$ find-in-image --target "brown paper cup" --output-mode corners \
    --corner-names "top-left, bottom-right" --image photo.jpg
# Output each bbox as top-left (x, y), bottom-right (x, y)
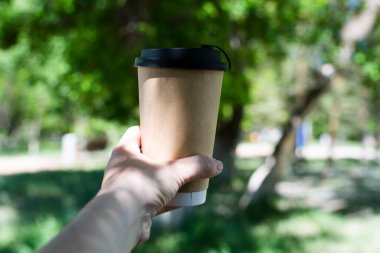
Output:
top-left (138, 67), bottom-right (223, 206)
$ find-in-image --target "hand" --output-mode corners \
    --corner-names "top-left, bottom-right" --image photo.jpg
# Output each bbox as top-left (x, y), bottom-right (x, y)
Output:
top-left (99, 126), bottom-right (223, 244)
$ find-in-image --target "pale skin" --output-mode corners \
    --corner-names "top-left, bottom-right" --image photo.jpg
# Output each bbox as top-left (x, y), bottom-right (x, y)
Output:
top-left (38, 126), bottom-right (223, 253)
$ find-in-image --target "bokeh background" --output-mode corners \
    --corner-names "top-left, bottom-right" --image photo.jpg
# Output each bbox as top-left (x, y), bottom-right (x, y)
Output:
top-left (1, 0), bottom-right (380, 252)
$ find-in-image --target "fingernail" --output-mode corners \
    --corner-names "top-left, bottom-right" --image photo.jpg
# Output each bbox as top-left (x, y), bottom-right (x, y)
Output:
top-left (216, 160), bottom-right (223, 171)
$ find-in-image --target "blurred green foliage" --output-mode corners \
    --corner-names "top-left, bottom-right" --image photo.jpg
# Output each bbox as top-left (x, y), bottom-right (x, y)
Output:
top-left (1, 0), bottom-right (379, 150)
top-left (0, 0), bottom-right (357, 150)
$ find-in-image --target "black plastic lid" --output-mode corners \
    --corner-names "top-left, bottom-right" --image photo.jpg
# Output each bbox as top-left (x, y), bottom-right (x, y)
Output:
top-left (134, 45), bottom-right (231, 71)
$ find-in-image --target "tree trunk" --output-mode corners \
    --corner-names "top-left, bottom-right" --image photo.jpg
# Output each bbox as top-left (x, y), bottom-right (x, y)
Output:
top-left (377, 121), bottom-right (380, 164)
top-left (326, 98), bottom-right (340, 171)
top-left (359, 106), bottom-right (370, 164)
top-left (239, 72), bottom-right (331, 207)
top-left (374, 111), bottom-right (380, 164)
top-left (240, 0), bottom-right (380, 209)
top-left (213, 105), bottom-right (243, 182)
top-left (27, 120), bottom-right (41, 154)
top-left (326, 74), bottom-right (345, 171)
top-left (367, 94), bottom-right (380, 163)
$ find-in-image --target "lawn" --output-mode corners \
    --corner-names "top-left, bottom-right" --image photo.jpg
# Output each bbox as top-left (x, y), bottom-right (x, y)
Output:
top-left (1, 159), bottom-right (380, 253)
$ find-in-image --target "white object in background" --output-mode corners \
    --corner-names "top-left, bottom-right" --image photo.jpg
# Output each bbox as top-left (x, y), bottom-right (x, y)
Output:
top-left (62, 133), bottom-right (78, 167)
top-left (319, 133), bottom-right (332, 146)
top-left (320, 63), bottom-right (335, 77)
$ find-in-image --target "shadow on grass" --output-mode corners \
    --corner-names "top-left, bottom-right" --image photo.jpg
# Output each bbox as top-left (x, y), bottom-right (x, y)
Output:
top-left (1, 159), bottom-right (378, 253)
top-left (0, 168), bottom-right (325, 253)
top-left (290, 159), bottom-right (380, 214)
top-left (0, 170), bottom-right (104, 222)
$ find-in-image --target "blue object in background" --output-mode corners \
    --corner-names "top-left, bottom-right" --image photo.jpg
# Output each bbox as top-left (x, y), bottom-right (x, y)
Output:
top-left (296, 124), bottom-right (306, 148)
top-left (296, 121), bottom-right (312, 149)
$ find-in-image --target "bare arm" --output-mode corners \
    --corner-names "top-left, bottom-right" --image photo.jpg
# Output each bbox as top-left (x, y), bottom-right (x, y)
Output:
top-left (39, 126), bottom-right (223, 253)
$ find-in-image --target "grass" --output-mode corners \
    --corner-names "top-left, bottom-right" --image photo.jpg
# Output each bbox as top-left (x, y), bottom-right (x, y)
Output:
top-left (1, 159), bottom-right (380, 252)
top-left (0, 170), bottom-right (103, 253)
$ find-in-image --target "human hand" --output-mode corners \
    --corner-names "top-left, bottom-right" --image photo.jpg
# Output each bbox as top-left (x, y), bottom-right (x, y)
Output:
top-left (99, 126), bottom-right (223, 244)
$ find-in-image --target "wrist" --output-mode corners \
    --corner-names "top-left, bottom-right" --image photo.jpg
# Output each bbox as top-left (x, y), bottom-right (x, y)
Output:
top-left (96, 188), bottom-right (145, 218)
top-left (100, 170), bottom-right (159, 215)
top-left (95, 189), bottom-right (147, 247)
top-left (97, 186), bottom-right (155, 245)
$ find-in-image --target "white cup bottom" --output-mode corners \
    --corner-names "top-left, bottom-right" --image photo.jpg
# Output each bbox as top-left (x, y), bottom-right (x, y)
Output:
top-left (167, 190), bottom-right (207, 206)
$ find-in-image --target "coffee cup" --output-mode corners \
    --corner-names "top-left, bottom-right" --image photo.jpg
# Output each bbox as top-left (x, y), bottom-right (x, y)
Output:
top-left (135, 45), bottom-right (230, 206)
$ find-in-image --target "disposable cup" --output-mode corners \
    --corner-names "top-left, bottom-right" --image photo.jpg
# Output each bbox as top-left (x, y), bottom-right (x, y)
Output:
top-left (135, 45), bottom-right (230, 206)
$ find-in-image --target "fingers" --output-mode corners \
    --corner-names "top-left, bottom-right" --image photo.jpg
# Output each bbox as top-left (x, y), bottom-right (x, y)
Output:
top-left (156, 206), bottom-right (180, 216)
top-left (168, 155), bottom-right (223, 187)
top-left (118, 126), bottom-right (142, 154)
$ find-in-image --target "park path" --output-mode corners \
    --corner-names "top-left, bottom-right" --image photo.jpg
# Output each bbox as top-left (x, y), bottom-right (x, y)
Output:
top-left (0, 150), bottom-right (110, 176)
top-left (0, 144), bottom-right (378, 176)
top-left (236, 143), bottom-right (379, 160)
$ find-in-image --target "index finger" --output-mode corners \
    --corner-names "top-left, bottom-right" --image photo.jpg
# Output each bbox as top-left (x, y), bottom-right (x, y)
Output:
top-left (118, 126), bottom-right (142, 155)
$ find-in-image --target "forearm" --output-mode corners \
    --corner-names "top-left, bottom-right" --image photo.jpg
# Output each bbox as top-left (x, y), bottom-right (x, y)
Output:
top-left (38, 126), bottom-right (223, 252)
top-left (39, 190), bottom-right (144, 253)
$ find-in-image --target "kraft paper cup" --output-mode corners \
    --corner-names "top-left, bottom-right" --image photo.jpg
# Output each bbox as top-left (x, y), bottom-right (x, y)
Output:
top-left (135, 45), bottom-right (230, 206)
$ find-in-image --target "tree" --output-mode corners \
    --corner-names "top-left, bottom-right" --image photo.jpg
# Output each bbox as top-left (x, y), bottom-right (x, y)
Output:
top-left (0, 0), bottom-right (322, 177)
top-left (240, 0), bottom-right (380, 207)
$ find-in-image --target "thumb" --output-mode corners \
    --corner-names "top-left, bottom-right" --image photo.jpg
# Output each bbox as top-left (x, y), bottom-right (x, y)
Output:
top-left (167, 155), bottom-right (223, 187)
